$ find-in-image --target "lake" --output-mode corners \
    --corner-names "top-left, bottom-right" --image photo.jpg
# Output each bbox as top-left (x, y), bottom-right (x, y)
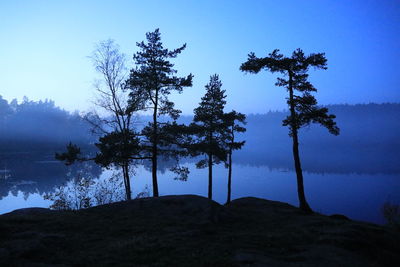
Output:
top-left (1, 153), bottom-right (399, 225)
top-left (2, 104), bottom-right (400, 224)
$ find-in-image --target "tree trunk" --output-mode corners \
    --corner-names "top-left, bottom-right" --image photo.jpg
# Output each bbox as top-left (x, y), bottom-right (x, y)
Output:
top-left (288, 70), bottom-right (312, 213)
top-left (121, 165), bottom-right (128, 201)
top-left (291, 128), bottom-right (312, 213)
top-left (151, 153), bottom-right (158, 197)
top-left (226, 148), bottom-right (232, 204)
top-left (121, 163), bottom-right (131, 201)
top-left (152, 90), bottom-right (159, 197)
top-left (208, 153), bottom-right (213, 199)
top-left (124, 163), bottom-right (132, 200)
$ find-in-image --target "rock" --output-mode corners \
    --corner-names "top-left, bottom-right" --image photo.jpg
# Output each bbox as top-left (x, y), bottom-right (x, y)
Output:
top-left (0, 195), bottom-right (399, 266)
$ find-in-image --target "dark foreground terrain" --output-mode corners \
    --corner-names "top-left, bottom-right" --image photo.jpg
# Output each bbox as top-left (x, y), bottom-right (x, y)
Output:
top-left (0, 195), bottom-right (399, 266)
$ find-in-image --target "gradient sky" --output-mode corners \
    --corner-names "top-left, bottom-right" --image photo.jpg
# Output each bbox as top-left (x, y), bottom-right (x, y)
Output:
top-left (0, 0), bottom-right (399, 114)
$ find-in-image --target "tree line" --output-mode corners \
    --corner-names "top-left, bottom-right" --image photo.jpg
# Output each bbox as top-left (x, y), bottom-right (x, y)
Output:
top-left (57, 29), bottom-right (339, 212)
top-left (0, 96), bottom-right (93, 151)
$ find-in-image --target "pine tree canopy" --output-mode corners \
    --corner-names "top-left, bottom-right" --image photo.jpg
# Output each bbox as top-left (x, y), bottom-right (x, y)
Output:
top-left (223, 110), bottom-right (246, 151)
top-left (191, 74), bottom-right (229, 166)
top-left (128, 28), bottom-right (193, 120)
top-left (240, 49), bottom-right (339, 135)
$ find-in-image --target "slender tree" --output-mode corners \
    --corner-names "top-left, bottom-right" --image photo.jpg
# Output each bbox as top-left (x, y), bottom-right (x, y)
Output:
top-left (190, 74), bottom-right (228, 200)
top-left (240, 49), bottom-right (339, 213)
top-left (56, 40), bottom-right (149, 201)
top-left (223, 110), bottom-right (246, 204)
top-left (88, 39), bottom-right (137, 200)
top-left (128, 29), bottom-right (193, 197)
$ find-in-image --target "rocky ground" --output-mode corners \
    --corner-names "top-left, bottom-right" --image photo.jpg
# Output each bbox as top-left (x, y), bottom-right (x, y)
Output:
top-left (0, 195), bottom-right (399, 266)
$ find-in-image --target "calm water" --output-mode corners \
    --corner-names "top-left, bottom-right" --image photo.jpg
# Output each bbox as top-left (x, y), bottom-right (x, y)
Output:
top-left (1, 159), bottom-right (399, 225)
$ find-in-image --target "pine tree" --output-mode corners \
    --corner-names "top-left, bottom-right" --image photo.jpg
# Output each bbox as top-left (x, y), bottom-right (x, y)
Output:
top-left (128, 29), bottom-right (193, 197)
top-left (223, 110), bottom-right (246, 204)
top-left (240, 48), bottom-right (339, 213)
top-left (190, 74), bottom-right (228, 200)
top-left (94, 129), bottom-right (143, 200)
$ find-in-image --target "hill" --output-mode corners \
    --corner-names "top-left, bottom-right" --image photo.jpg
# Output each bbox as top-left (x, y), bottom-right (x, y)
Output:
top-left (0, 195), bottom-right (399, 266)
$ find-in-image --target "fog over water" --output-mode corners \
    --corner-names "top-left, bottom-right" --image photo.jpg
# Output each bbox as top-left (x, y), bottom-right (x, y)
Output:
top-left (0, 99), bottom-right (399, 224)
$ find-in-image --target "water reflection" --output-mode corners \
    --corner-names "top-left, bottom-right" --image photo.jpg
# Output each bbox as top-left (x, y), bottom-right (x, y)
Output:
top-left (1, 151), bottom-right (399, 225)
top-left (130, 163), bottom-right (400, 224)
top-left (0, 152), bottom-right (102, 201)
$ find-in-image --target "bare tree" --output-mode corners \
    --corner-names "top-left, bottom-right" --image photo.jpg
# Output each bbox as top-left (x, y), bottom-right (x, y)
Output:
top-left (89, 39), bottom-right (131, 134)
top-left (87, 39), bottom-right (141, 200)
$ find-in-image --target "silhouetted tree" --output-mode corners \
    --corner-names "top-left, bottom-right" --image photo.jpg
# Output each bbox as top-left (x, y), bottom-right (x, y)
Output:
top-left (88, 39), bottom-right (142, 200)
top-left (190, 74), bottom-right (228, 200)
top-left (56, 130), bottom-right (146, 201)
top-left (56, 143), bottom-right (82, 166)
top-left (94, 129), bottom-right (144, 200)
top-left (240, 49), bottom-right (339, 213)
top-left (223, 110), bottom-right (246, 204)
top-left (57, 40), bottom-right (149, 201)
top-left (128, 29), bottom-right (193, 197)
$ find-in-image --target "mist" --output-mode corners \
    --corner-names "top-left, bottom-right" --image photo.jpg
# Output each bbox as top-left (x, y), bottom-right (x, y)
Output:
top-left (0, 96), bottom-right (94, 151)
top-left (1, 98), bottom-right (398, 205)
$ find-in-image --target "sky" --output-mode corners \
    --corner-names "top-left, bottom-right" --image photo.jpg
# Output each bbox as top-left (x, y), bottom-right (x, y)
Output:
top-left (0, 0), bottom-right (399, 114)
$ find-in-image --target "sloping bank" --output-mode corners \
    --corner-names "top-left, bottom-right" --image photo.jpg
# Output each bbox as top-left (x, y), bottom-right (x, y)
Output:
top-left (0, 195), bottom-right (399, 266)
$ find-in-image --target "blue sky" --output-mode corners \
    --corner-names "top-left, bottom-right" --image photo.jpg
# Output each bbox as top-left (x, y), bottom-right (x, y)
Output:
top-left (0, 0), bottom-right (399, 114)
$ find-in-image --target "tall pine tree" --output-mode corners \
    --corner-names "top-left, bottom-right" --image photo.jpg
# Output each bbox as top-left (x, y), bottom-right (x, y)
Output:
top-left (190, 74), bottom-right (228, 200)
top-left (128, 29), bottom-right (193, 197)
top-left (240, 49), bottom-right (339, 213)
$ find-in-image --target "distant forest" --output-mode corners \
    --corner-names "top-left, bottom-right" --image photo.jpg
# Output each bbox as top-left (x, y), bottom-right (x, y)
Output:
top-left (235, 103), bottom-right (400, 174)
top-left (0, 96), bottom-right (399, 174)
top-left (0, 96), bottom-right (93, 151)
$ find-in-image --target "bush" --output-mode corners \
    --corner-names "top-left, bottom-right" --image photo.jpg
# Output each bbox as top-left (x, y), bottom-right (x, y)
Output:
top-left (135, 185), bottom-right (150, 199)
top-left (44, 171), bottom-right (124, 210)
